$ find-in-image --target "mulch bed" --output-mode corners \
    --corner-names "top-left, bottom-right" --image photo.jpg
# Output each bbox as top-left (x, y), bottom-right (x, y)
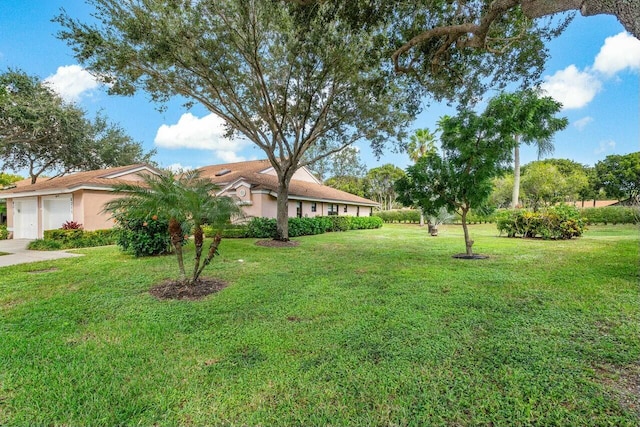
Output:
top-left (452, 253), bottom-right (489, 260)
top-left (255, 240), bottom-right (300, 248)
top-left (149, 278), bottom-right (228, 301)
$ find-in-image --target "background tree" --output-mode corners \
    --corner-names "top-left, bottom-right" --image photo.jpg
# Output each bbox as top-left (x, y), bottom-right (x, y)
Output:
top-left (0, 69), bottom-right (153, 183)
top-left (396, 109), bottom-right (515, 257)
top-left (484, 89), bottom-right (568, 208)
top-left (104, 170), bottom-right (242, 287)
top-left (407, 128), bottom-right (437, 225)
top-left (0, 172), bottom-right (23, 187)
top-left (594, 152), bottom-right (640, 200)
top-left (489, 174), bottom-right (515, 209)
top-left (520, 162), bottom-right (565, 211)
top-left (365, 164), bottom-right (406, 210)
top-left (57, 0), bottom-right (420, 241)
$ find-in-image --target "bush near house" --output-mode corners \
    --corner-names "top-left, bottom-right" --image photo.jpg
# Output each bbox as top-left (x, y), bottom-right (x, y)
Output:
top-left (206, 216), bottom-right (383, 239)
top-left (497, 205), bottom-right (586, 239)
top-left (580, 206), bottom-right (639, 225)
top-left (113, 213), bottom-right (173, 257)
top-left (28, 229), bottom-right (118, 250)
top-left (374, 210), bottom-right (421, 223)
top-left (0, 224), bottom-right (8, 240)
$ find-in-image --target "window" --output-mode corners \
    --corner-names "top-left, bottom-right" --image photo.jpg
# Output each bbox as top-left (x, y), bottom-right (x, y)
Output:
top-left (328, 204), bottom-right (338, 216)
top-left (296, 201), bottom-right (302, 218)
top-left (311, 202), bottom-right (317, 213)
top-left (343, 205), bottom-right (348, 213)
top-left (357, 206), bottom-right (360, 217)
top-left (370, 207), bottom-right (373, 216)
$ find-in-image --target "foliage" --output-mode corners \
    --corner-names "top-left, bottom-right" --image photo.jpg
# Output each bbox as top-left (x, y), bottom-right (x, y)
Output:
top-left (112, 213), bottom-right (172, 257)
top-left (104, 170), bottom-right (242, 285)
top-left (374, 209), bottom-right (421, 224)
top-left (0, 69), bottom-right (153, 183)
top-left (397, 108), bottom-right (515, 256)
top-left (580, 206), bottom-right (640, 225)
top-left (365, 164), bottom-right (406, 210)
top-left (1, 224), bottom-right (639, 426)
top-left (56, 1), bottom-right (420, 241)
top-left (594, 152), bottom-right (640, 200)
top-left (30, 228), bottom-right (117, 250)
top-left (244, 215), bottom-right (381, 238)
top-left (0, 224), bottom-right (8, 240)
top-left (496, 205), bottom-right (586, 239)
top-left (407, 128), bottom-right (436, 162)
top-left (324, 176), bottom-right (367, 198)
top-left (520, 162), bottom-right (565, 210)
top-left (0, 172), bottom-right (23, 187)
top-left (489, 175), bottom-right (515, 208)
top-left (61, 220), bottom-right (83, 230)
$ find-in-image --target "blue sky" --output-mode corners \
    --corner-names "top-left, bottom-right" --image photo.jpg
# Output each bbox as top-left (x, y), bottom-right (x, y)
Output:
top-left (1, 2), bottom-right (638, 174)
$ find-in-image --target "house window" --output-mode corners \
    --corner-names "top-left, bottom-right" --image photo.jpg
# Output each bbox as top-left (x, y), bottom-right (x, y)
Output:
top-left (343, 205), bottom-right (348, 213)
top-left (370, 207), bottom-right (373, 216)
top-left (311, 202), bottom-right (317, 213)
top-left (328, 204), bottom-right (338, 216)
top-left (296, 201), bottom-right (302, 218)
top-left (357, 206), bottom-right (360, 217)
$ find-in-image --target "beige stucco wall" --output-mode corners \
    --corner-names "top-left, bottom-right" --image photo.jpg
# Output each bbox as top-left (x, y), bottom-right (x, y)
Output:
top-left (80, 190), bottom-right (121, 231)
top-left (5, 198), bottom-right (13, 229)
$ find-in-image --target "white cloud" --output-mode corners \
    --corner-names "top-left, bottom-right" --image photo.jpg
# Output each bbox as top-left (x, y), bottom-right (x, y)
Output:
top-left (165, 163), bottom-right (193, 172)
top-left (154, 113), bottom-right (251, 162)
top-left (540, 65), bottom-right (602, 109)
top-left (593, 32), bottom-right (640, 76)
top-left (44, 65), bottom-right (100, 102)
top-left (573, 116), bottom-right (593, 131)
top-left (594, 140), bottom-right (616, 155)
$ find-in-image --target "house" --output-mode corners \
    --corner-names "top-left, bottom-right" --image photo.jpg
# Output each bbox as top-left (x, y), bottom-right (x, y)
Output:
top-left (0, 164), bottom-right (159, 239)
top-left (0, 160), bottom-right (378, 239)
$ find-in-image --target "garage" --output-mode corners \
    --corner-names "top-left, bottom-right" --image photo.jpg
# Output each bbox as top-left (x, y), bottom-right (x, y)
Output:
top-left (13, 197), bottom-right (38, 239)
top-left (42, 195), bottom-right (73, 233)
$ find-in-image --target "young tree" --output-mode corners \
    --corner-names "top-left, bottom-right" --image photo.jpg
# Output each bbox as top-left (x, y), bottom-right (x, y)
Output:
top-left (365, 164), bottom-right (406, 210)
top-left (406, 128), bottom-right (437, 226)
top-left (0, 70), bottom-right (154, 183)
top-left (396, 110), bottom-right (515, 257)
top-left (56, 1), bottom-right (419, 241)
top-left (484, 89), bottom-right (568, 208)
top-left (104, 170), bottom-right (242, 286)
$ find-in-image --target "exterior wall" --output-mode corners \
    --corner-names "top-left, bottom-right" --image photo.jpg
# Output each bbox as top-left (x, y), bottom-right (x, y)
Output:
top-left (80, 190), bottom-right (121, 231)
top-left (6, 198), bottom-right (13, 230)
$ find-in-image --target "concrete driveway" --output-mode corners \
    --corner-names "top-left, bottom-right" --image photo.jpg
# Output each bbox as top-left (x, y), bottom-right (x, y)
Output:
top-left (0, 239), bottom-right (83, 268)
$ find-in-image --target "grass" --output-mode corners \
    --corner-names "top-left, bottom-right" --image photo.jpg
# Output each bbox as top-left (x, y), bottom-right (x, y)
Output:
top-left (0, 223), bottom-right (638, 426)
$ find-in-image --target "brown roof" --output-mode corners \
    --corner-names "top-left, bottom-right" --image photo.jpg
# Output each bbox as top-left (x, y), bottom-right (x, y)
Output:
top-left (0, 164), bottom-right (155, 196)
top-left (198, 159), bottom-right (378, 206)
top-left (573, 200), bottom-right (620, 208)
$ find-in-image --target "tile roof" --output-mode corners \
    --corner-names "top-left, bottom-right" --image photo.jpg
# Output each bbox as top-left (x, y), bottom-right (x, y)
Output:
top-left (0, 164), bottom-right (153, 196)
top-left (198, 160), bottom-right (378, 206)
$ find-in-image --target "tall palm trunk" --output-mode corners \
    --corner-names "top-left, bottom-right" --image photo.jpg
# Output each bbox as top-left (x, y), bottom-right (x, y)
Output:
top-left (511, 136), bottom-right (522, 209)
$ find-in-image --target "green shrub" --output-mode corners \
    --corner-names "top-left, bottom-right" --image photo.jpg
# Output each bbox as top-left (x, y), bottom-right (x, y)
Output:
top-left (497, 205), bottom-right (586, 240)
top-left (348, 216), bottom-right (383, 230)
top-left (203, 224), bottom-right (249, 238)
top-left (246, 217), bottom-right (277, 238)
top-left (374, 210), bottom-right (421, 223)
top-left (113, 213), bottom-right (172, 257)
top-left (28, 239), bottom-right (63, 250)
top-left (244, 216), bottom-right (382, 238)
top-left (33, 228), bottom-right (118, 250)
top-left (580, 206), bottom-right (639, 225)
top-left (0, 224), bottom-right (8, 240)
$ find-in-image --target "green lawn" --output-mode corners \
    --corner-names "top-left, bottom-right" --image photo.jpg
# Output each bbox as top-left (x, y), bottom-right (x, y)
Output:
top-left (0, 224), bottom-right (638, 426)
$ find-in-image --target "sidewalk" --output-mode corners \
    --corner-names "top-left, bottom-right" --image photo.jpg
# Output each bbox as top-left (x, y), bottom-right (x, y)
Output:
top-left (0, 239), bottom-right (83, 268)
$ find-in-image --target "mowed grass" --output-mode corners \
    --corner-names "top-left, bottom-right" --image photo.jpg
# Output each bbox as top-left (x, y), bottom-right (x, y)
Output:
top-left (0, 224), bottom-right (638, 426)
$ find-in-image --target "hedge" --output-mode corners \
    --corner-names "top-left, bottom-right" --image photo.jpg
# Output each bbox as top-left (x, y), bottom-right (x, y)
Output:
top-left (579, 206), bottom-right (639, 225)
top-left (29, 228), bottom-right (118, 250)
top-left (374, 210), bottom-right (421, 223)
top-left (0, 224), bottom-right (8, 240)
top-left (204, 216), bottom-right (382, 239)
top-left (496, 205), bottom-right (586, 240)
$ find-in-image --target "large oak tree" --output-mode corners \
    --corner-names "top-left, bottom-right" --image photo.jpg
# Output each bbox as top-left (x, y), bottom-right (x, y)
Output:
top-left (56, 0), bottom-right (421, 241)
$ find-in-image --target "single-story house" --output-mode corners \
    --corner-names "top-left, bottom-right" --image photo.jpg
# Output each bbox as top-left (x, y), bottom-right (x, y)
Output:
top-left (0, 160), bottom-right (378, 239)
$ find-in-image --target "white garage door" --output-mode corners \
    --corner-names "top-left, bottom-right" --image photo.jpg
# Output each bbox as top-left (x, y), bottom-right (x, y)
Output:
top-left (43, 196), bottom-right (73, 232)
top-left (13, 198), bottom-right (38, 239)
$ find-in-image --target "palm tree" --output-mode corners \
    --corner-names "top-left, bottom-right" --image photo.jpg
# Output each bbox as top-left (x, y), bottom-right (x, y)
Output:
top-left (104, 169), bottom-right (242, 286)
top-left (407, 128), bottom-right (436, 226)
top-left (485, 89), bottom-right (568, 208)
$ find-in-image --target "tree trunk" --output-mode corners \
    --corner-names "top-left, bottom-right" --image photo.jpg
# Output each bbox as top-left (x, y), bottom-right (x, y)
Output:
top-left (419, 211), bottom-right (425, 227)
top-left (169, 218), bottom-right (186, 281)
top-left (275, 177), bottom-right (292, 241)
top-left (461, 208), bottom-right (474, 257)
top-left (511, 139), bottom-right (521, 209)
top-left (192, 224), bottom-right (204, 285)
top-left (194, 232), bottom-right (222, 283)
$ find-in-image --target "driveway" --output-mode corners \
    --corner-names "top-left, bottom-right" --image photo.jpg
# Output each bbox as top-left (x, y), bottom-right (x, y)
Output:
top-left (0, 239), bottom-right (83, 268)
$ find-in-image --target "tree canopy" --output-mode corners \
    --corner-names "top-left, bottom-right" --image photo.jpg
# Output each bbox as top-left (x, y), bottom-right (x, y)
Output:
top-left (365, 164), bottom-right (406, 210)
top-left (56, 0), bottom-right (420, 240)
top-left (0, 69), bottom-right (154, 183)
top-left (594, 152), bottom-right (640, 200)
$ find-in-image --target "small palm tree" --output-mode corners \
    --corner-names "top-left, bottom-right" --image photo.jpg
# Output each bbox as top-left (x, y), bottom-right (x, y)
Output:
top-left (407, 128), bottom-right (437, 226)
top-left (104, 169), bottom-right (242, 286)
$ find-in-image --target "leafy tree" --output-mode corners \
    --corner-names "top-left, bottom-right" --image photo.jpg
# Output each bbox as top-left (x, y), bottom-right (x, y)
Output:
top-left (407, 128), bottom-right (437, 162)
top-left (324, 175), bottom-right (367, 197)
top-left (104, 170), bottom-right (242, 286)
top-left (489, 174), bottom-right (516, 209)
top-left (396, 110), bottom-right (515, 257)
top-left (520, 162), bottom-right (565, 211)
top-left (0, 69), bottom-right (154, 183)
top-left (365, 164), bottom-right (406, 210)
top-left (594, 152), bottom-right (640, 200)
top-left (0, 172), bottom-right (23, 187)
top-left (484, 89), bottom-right (568, 208)
top-left (56, 0), bottom-right (420, 241)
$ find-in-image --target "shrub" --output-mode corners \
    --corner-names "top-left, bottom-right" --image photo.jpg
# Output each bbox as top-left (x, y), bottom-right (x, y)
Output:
top-left (61, 220), bottom-right (83, 230)
top-left (244, 216), bottom-right (382, 238)
top-left (203, 224), bottom-right (249, 238)
top-left (30, 228), bottom-right (117, 250)
top-left (113, 213), bottom-right (172, 257)
top-left (0, 224), bottom-right (8, 240)
top-left (580, 206), bottom-right (639, 225)
top-left (246, 217), bottom-right (278, 238)
top-left (374, 210), bottom-right (421, 223)
top-left (497, 205), bottom-right (586, 239)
